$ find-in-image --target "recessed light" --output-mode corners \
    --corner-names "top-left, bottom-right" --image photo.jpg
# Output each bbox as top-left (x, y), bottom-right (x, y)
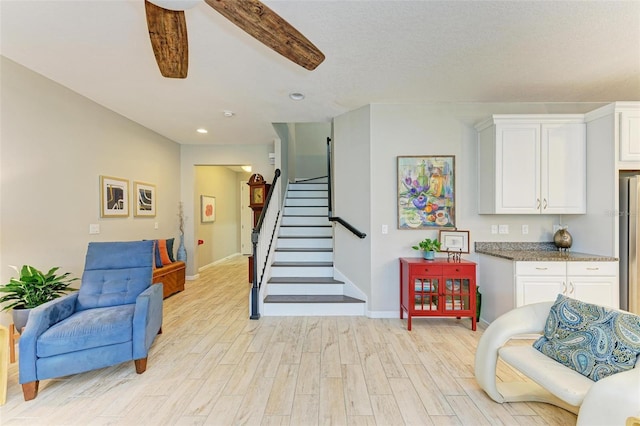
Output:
top-left (223, 110), bottom-right (235, 118)
top-left (289, 92), bottom-right (305, 101)
top-left (196, 128), bottom-right (208, 134)
top-left (241, 165), bottom-right (252, 172)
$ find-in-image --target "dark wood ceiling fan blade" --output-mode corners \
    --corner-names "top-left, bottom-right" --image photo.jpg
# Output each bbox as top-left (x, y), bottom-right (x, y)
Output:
top-left (145, 0), bottom-right (189, 78)
top-left (204, 0), bottom-right (325, 71)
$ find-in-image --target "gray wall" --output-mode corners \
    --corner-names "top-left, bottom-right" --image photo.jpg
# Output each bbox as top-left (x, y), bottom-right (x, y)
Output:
top-left (333, 102), bottom-right (607, 315)
top-left (180, 144), bottom-right (275, 276)
top-left (0, 57), bottom-right (181, 326)
top-left (195, 166), bottom-right (251, 270)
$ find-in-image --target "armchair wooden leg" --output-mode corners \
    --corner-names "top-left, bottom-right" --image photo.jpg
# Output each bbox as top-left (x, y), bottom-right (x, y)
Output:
top-left (134, 358), bottom-right (147, 374)
top-left (22, 381), bottom-right (39, 401)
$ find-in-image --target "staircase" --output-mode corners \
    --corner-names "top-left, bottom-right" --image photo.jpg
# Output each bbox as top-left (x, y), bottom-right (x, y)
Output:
top-left (262, 177), bottom-right (366, 316)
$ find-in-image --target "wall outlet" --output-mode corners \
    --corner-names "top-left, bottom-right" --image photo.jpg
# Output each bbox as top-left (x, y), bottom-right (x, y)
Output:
top-left (522, 224), bottom-right (529, 235)
top-left (154, 222), bottom-right (159, 230)
top-left (499, 224), bottom-right (509, 234)
top-left (381, 224), bottom-right (388, 234)
top-left (491, 225), bottom-right (498, 234)
top-left (89, 224), bottom-right (100, 234)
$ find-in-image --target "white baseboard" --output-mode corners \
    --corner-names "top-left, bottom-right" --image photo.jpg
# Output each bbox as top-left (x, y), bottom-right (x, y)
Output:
top-left (186, 274), bottom-right (200, 281)
top-left (367, 310), bottom-right (399, 319)
top-left (198, 252), bottom-right (242, 272)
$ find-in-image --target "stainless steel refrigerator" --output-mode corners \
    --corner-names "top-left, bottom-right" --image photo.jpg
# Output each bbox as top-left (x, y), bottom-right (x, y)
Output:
top-left (620, 173), bottom-right (640, 314)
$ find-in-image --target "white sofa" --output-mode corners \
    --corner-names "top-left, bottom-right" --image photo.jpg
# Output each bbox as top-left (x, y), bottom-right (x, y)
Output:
top-left (474, 301), bottom-right (640, 426)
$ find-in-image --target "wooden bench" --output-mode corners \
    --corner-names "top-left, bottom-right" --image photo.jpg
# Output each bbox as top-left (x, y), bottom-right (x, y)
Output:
top-left (152, 261), bottom-right (186, 299)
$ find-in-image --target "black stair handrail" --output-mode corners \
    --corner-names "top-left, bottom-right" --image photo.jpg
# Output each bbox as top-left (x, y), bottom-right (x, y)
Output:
top-left (326, 137), bottom-right (366, 239)
top-left (250, 169), bottom-right (281, 320)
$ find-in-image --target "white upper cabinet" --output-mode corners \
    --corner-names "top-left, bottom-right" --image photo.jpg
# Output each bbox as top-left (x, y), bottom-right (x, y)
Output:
top-left (477, 115), bottom-right (586, 214)
top-left (620, 110), bottom-right (640, 162)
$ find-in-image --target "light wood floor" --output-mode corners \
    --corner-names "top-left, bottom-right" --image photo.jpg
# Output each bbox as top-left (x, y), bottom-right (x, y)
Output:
top-left (1, 255), bottom-right (577, 425)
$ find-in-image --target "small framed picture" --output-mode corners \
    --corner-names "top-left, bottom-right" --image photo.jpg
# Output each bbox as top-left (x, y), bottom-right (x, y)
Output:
top-left (439, 230), bottom-right (469, 253)
top-left (134, 181), bottom-right (156, 217)
top-left (100, 176), bottom-right (129, 217)
top-left (201, 195), bottom-right (215, 223)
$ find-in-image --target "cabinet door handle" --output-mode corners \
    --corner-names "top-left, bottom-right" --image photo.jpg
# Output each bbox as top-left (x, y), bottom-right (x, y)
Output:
top-left (562, 281), bottom-right (567, 294)
top-left (543, 198), bottom-right (548, 209)
top-left (569, 281), bottom-right (575, 294)
top-left (586, 267), bottom-right (599, 271)
top-left (535, 267), bottom-right (548, 270)
top-left (536, 198), bottom-right (541, 209)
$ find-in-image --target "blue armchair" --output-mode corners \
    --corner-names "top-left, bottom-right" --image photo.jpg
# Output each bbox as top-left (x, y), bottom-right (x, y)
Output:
top-left (19, 240), bottom-right (163, 400)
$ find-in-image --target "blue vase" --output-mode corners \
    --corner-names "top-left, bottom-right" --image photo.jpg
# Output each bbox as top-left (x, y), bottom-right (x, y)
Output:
top-left (422, 250), bottom-right (435, 260)
top-left (177, 234), bottom-right (187, 262)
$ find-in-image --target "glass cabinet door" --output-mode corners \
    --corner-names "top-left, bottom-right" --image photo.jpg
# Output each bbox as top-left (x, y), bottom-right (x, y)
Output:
top-left (443, 278), bottom-right (471, 311)
top-left (414, 278), bottom-right (438, 311)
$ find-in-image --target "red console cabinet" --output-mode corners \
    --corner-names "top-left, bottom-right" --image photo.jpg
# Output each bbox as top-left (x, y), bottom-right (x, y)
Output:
top-left (400, 258), bottom-right (477, 331)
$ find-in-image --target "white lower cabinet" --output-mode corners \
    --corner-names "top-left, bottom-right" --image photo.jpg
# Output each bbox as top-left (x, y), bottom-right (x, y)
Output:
top-left (516, 261), bottom-right (618, 308)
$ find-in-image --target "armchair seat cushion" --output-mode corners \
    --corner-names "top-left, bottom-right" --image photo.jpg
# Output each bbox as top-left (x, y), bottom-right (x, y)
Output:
top-left (37, 304), bottom-right (135, 358)
top-left (499, 345), bottom-right (594, 407)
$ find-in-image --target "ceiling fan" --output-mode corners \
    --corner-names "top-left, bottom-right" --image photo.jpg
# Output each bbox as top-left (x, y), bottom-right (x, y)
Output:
top-left (144, 0), bottom-right (325, 78)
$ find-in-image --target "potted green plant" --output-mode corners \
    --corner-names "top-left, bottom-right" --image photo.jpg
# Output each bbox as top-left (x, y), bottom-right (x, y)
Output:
top-left (0, 265), bottom-right (78, 331)
top-left (412, 238), bottom-right (441, 260)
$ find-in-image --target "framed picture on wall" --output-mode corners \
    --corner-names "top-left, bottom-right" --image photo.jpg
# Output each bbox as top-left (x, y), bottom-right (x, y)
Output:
top-left (134, 181), bottom-right (156, 217)
top-left (201, 195), bottom-right (215, 223)
top-left (100, 175), bottom-right (129, 217)
top-left (397, 155), bottom-right (455, 229)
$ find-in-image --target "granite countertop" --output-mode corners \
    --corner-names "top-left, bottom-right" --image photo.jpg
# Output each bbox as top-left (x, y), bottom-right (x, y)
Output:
top-left (475, 242), bottom-right (618, 262)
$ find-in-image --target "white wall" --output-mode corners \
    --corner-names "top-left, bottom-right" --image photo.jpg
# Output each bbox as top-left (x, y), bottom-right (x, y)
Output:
top-left (180, 144), bottom-right (275, 276)
top-left (0, 57), bottom-right (181, 325)
top-left (334, 102), bottom-right (607, 315)
top-left (294, 123), bottom-right (330, 180)
top-left (195, 166), bottom-right (250, 270)
top-left (333, 106), bottom-right (372, 310)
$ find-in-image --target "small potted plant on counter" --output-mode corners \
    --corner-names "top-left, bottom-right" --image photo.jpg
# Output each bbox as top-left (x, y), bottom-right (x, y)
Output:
top-left (0, 265), bottom-right (78, 331)
top-left (412, 238), bottom-right (441, 260)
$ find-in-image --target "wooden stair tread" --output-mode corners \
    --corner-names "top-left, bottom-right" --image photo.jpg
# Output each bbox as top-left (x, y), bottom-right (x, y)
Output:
top-left (271, 261), bottom-right (333, 267)
top-left (275, 248), bottom-right (333, 252)
top-left (264, 295), bottom-right (364, 303)
top-left (268, 276), bottom-right (344, 284)
top-left (277, 236), bottom-right (332, 239)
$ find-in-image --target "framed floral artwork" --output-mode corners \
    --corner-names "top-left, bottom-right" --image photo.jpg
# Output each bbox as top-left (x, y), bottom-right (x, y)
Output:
top-left (201, 195), bottom-right (215, 223)
top-left (134, 181), bottom-right (156, 217)
top-left (100, 175), bottom-right (129, 217)
top-left (397, 155), bottom-right (455, 229)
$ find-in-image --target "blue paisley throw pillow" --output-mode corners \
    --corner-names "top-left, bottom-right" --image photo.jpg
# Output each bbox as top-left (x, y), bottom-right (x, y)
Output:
top-left (533, 294), bottom-right (640, 381)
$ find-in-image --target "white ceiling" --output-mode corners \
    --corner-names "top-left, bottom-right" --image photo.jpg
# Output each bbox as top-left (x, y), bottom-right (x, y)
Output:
top-left (2, 1), bottom-right (639, 146)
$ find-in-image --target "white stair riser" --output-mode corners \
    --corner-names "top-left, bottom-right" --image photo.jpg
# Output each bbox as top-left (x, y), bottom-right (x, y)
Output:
top-left (285, 198), bottom-right (328, 207)
top-left (295, 177), bottom-right (328, 183)
top-left (270, 266), bottom-right (333, 277)
top-left (279, 227), bottom-right (332, 237)
top-left (274, 251), bottom-right (333, 262)
top-left (263, 302), bottom-right (365, 316)
top-left (267, 283), bottom-right (343, 295)
top-left (287, 190), bottom-right (328, 198)
top-left (289, 183), bottom-right (328, 191)
top-left (284, 206), bottom-right (328, 216)
top-left (277, 238), bottom-right (333, 248)
top-left (281, 216), bottom-right (330, 226)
